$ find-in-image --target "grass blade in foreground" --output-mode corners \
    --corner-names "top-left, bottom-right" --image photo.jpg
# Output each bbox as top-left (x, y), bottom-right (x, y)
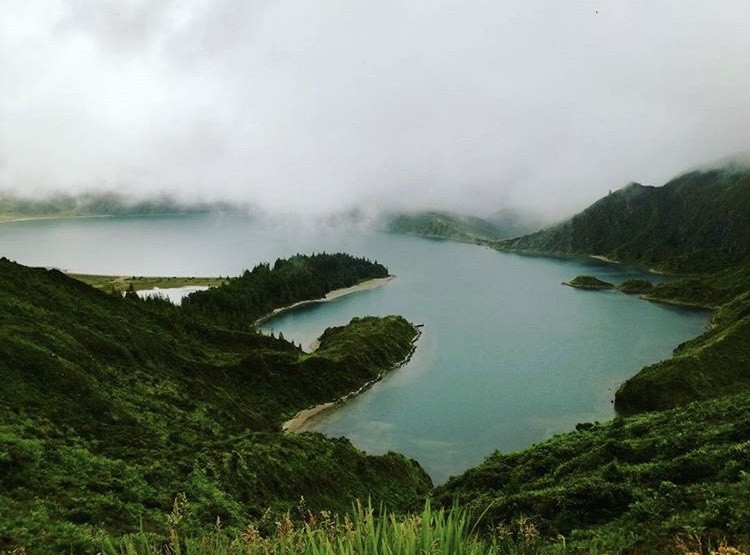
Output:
top-left (112, 501), bottom-right (561, 555)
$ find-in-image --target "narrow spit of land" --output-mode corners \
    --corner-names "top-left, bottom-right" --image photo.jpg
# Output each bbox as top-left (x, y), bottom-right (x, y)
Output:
top-left (72, 272), bottom-right (402, 436)
top-left (0, 214), bottom-right (113, 224)
top-left (283, 322), bottom-right (421, 434)
top-left (253, 275), bottom-right (394, 326)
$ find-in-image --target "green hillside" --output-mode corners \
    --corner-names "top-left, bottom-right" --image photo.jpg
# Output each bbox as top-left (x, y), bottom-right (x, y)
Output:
top-left (0, 191), bottom-right (233, 220)
top-left (435, 389), bottom-right (750, 552)
top-left (614, 265), bottom-right (750, 415)
top-left (497, 168), bottom-right (750, 273)
top-left (182, 253), bottom-right (389, 329)
top-left (0, 257), bottom-right (429, 553)
top-left (384, 211), bottom-right (516, 243)
top-left (563, 275), bottom-right (615, 290)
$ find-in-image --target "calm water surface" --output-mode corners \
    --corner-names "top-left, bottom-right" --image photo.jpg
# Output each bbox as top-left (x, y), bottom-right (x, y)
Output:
top-left (0, 213), bottom-right (710, 482)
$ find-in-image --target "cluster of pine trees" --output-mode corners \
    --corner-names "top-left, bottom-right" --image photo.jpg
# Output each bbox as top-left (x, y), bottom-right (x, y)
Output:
top-left (181, 253), bottom-right (388, 329)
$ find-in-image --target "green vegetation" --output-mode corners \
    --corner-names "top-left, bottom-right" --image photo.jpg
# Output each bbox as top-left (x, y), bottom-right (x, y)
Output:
top-left (617, 279), bottom-right (654, 294)
top-left (182, 253), bottom-right (388, 329)
top-left (70, 274), bottom-right (227, 294)
top-left (563, 275), bottom-right (615, 290)
top-left (0, 191), bottom-right (234, 220)
top-left (645, 261), bottom-right (750, 308)
top-left (435, 390), bottom-right (750, 553)
top-left (0, 257), bottom-right (429, 553)
top-left (110, 501), bottom-right (559, 555)
top-left (615, 285), bottom-right (749, 415)
top-left (4, 164), bottom-right (750, 553)
top-left (384, 211), bottom-right (511, 243)
top-left (497, 168), bottom-right (750, 273)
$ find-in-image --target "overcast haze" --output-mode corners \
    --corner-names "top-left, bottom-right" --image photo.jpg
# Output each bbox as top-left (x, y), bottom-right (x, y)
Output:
top-left (2, 1), bottom-right (750, 219)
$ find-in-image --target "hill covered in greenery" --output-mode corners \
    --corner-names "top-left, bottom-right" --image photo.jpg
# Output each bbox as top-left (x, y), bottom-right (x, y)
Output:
top-left (614, 264), bottom-right (750, 415)
top-left (181, 253), bottom-right (389, 329)
top-left (0, 191), bottom-right (235, 220)
top-left (497, 167), bottom-right (750, 273)
top-left (383, 210), bottom-right (531, 243)
top-left (435, 388), bottom-right (750, 552)
top-left (0, 257), bottom-right (429, 553)
top-left (563, 275), bottom-right (615, 290)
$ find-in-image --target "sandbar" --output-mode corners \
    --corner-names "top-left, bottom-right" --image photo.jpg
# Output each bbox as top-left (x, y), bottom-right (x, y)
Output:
top-left (590, 254), bottom-right (620, 264)
top-left (254, 275), bottom-right (395, 326)
top-left (283, 323), bottom-right (421, 433)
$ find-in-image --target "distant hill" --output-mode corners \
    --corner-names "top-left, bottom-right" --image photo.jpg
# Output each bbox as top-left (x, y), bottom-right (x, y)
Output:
top-left (383, 210), bottom-right (537, 243)
top-left (497, 168), bottom-right (750, 272)
top-left (0, 191), bottom-right (237, 220)
top-left (485, 207), bottom-right (546, 238)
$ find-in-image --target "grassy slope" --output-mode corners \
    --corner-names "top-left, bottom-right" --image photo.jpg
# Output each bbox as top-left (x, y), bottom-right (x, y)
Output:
top-left (435, 390), bottom-right (750, 552)
top-left (384, 211), bottom-right (512, 243)
top-left (615, 274), bottom-right (750, 414)
top-left (0, 258), bottom-right (430, 553)
top-left (114, 501), bottom-right (552, 555)
top-left (497, 168), bottom-right (750, 273)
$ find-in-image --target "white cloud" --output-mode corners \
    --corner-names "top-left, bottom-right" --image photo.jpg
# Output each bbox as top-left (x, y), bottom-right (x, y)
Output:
top-left (2, 1), bottom-right (750, 218)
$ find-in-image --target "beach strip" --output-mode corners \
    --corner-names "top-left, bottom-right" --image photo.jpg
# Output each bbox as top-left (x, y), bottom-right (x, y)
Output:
top-left (254, 275), bottom-right (394, 326)
top-left (282, 324), bottom-right (421, 434)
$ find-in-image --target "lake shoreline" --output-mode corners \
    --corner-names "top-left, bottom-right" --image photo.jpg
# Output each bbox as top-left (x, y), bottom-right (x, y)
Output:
top-left (0, 214), bottom-right (116, 225)
top-left (253, 275), bottom-right (395, 327)
top-left (282, 324), bottom-right (422, 433)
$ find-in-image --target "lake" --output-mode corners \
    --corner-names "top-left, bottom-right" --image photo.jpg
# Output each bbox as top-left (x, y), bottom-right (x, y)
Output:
top-left (0, 212), bottom-right (710, 483)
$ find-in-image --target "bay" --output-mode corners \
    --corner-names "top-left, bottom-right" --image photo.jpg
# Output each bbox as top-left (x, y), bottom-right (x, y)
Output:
top-left (0, 213), bottom-right (710, 483)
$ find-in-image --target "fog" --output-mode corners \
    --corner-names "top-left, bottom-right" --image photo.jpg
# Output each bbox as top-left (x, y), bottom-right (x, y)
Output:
top-left (2, 1), bottom-right (750, 219)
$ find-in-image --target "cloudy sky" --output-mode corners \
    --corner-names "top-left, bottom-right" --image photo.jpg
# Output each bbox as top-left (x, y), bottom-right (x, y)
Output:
top-left (2, 1), bottom-right (750, 218)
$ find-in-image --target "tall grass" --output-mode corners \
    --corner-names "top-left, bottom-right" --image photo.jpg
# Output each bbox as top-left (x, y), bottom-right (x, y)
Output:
top-left (106, 500), bottom-right (560, 555)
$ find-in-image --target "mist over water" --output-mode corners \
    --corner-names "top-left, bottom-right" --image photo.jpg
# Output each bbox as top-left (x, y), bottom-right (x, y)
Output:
top-left (0, 214), bottom-right (710, 483)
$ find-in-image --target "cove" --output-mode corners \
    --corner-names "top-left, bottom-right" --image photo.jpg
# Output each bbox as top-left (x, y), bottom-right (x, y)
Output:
top-left (260, 245), bottom-right (709, 483)
top-left (0, 213), bottom-right (711, 483)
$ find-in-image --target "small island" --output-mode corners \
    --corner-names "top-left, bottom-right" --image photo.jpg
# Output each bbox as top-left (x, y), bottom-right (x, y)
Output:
top-left (563, 275), bottom-right (615, 290)
top-left (618, 278), bottom-right (654, 294)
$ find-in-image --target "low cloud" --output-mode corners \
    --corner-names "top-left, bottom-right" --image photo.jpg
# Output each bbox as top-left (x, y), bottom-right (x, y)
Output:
top-left (2, 1), bottom-right (750, 219)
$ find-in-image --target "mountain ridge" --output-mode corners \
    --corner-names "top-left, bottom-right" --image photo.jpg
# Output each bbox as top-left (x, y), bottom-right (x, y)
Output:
top-left (496, 168), bottom-right (750, 273)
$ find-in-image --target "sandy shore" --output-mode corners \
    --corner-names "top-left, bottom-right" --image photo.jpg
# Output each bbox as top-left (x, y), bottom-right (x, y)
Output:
top-left (282, 402), bottom-right (338, 432)
top-left (254, 275), bottom-right (394, 326)
top-left (282, 324), bottom-right (422, 433)
top-left (590, 254), bottom-right (620, 264)
top-left (0, 214), bottom-right (113, 224)
top-left (323, 275), bottom-right (394, 301)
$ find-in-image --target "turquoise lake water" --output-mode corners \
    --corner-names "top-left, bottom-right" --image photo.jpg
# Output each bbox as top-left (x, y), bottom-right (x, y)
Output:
top-left (0, 213), bottom-right (710, 483)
